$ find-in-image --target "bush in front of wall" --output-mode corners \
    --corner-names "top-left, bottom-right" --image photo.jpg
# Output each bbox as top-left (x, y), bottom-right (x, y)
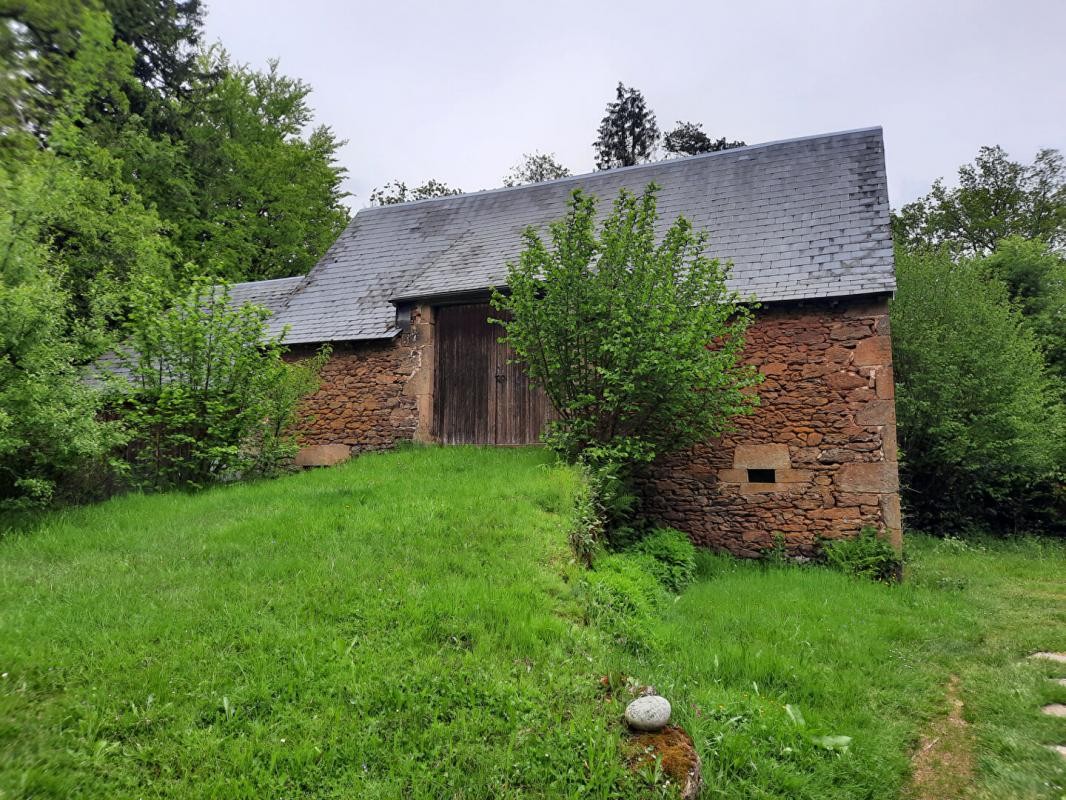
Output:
top-left (114, 278), bottom-right (329, 492)
top-left (580, 552), bottom-right (666, 653)
top-left (821, 526), bottom-right (903, 582)
top-left (631, 527), bottom-right (698, 593)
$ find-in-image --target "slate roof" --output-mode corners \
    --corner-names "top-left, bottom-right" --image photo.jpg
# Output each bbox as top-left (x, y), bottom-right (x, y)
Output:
top-left (265, 127), bottom-right (894, 344)
top-left (227, 276), bottom-right (304, 314)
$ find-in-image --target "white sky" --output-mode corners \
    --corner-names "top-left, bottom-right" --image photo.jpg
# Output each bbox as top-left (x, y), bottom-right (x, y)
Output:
top-left (203, 0), bottom-right (1066, 211)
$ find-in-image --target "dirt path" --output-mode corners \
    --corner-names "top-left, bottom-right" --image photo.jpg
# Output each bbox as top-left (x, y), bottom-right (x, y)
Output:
top-left (908, 676), bottom-right (975, 800)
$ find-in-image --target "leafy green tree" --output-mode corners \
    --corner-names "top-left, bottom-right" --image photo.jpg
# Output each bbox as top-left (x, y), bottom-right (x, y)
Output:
top-left (893, 146), bottom-right (1066, 255)
top-left (13, 10), bottom-right (175, 324)
top-left (156, 51), bottom-right (349, 282)
top-left (492, 183), bottom-right (759, 469)
top-left (116, 278), bottom-right (328, 491)
top-left (663, 121), bottom-right (745, 156)
top-left (593, 83), bottom-right (660, 169)
top-left (503, 151), bottom-right (570, 187)
top-left (103, 0), bottom-right (205, 97)
top-left (979, 236), bottom-right (1066, 381)
top-left (369, 178), bottom-right (461, 205)
top-left (891, 247), bottom-right (1065, 531)
top-left (0, 167), bottom-right (118, 508)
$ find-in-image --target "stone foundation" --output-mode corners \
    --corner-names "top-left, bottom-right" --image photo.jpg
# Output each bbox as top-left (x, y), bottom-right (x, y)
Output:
top-left (638, 296), bottom-right (900, 557)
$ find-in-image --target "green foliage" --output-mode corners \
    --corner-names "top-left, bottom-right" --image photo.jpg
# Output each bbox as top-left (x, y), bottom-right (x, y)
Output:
top-left (580, 552), bottom-right (666, 653)
top-left (369, 178), bottom-right (462, 205)
top-left (821, 526), bottom-right (903, 582)
top-left (0, 171), bottom-right (118, 508)
top-left (663, 121), bottom-right (745, 156)
top-left (893, 145), bottom-right (1066, 255)
top-left (156, 49), bottom-right (350, 282)
top-left (102, 0), bottom-right (205, 97)
top-left (979, 236), bottom-right (1066, 381)
top-left (116, 279), bottom-right (327, 491)
top-left (502, 151), bottom-right (571, 187)
top-left (891, 247), bottom-right (1065, 531)
top-left (593, 83), bottom-right (660, 169)
top-left (630, 527), bottom-right (698, 592)
top-left (3, 7), bottom-right (348, 289)
top-left (493, 184), bottom-right (760, 478)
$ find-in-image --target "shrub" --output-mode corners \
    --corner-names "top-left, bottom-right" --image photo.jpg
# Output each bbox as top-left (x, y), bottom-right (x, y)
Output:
top-left (631, 527), bottom-right (698, 593)
top-left (891, 247), bottom-right (1065, 532)
top-left (0, 170), bottom-right (120, 509)
top-left (821, 527), bottom-right (903, 582)
top-left (581, 552), bottom-right (666, 652)
top-left (114, 278), bottom-right (328, 491)
top-left (492, 184), bottom-right (760, 535)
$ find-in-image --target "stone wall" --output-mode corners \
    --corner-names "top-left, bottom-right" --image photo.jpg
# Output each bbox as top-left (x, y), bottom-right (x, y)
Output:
top-left (285, 306), bottom-right (431, 456)
top-left (639, 296), bottom-right (900, 558)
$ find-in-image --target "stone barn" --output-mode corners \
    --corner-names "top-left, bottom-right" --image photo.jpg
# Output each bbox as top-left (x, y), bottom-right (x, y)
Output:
top-left (237, 127), bottom-right (901, 556)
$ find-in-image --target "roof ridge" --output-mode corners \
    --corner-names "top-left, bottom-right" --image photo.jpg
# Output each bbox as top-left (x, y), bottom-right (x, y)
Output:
top-left (356, 126), bottom-right (884, 213)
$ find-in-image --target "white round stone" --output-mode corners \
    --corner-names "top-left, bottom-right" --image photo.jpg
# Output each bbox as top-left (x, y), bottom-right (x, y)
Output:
top-left (625, 695), bottom-right (671, 731)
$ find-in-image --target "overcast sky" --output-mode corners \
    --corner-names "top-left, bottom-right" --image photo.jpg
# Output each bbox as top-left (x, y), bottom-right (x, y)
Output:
top-left (203, 0), bottom-right (1065, 211)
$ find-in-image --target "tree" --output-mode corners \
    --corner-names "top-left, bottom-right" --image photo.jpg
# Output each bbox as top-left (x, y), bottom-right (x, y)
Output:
top-left (492, 183), bottom-right (759, 473)
top-left (0, 166), bottom-right (118, 508)
top-left (11, 9), bottom-right (175, 324)
top-left (503, 151), bottom-right (570, 187)
top-left (369, 178), bottom-right (461, 205)
top-left (663, 121), bottom-right (745, 156)
top-left (103, 0), bottom-right (205, 97)
top-left (891, 247), bottom-right (1064, 531)
top-left (893, 146), bottom-right (1066, 255)
top-left (593, 83), bottom-right (660, 170)
top-left (116, 278), bottom-right (328, 491)
top-left (979, 236), bottom-right (1066, 381)
top-left (158, 51), bottom-right (350, 282)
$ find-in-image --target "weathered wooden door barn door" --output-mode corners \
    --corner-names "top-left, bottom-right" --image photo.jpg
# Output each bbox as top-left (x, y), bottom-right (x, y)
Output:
top-left (434, 303), bottom-right (552, 445)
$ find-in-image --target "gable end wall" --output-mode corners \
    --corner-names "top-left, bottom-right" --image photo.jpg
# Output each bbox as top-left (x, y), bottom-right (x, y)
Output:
top-left (639, 296), bottom-right (900, 556)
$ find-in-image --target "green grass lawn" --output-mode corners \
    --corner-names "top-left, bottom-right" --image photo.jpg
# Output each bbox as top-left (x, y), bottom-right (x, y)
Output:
top-left (1, 446), bottom-right (1064, 799)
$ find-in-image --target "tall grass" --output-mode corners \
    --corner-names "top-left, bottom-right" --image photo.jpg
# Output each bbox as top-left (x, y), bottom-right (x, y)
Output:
top-left (0, 447), bottom-right (636, 798)
top-left (2, 448), bottom-right (1063, 799)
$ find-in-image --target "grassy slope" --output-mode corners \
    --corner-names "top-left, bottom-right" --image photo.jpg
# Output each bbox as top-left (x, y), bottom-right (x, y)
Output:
top-left (2, 447), bottom-right (1064, 799)
top-left (0, 447), bottom-right (635, 799)
top-left (605, 537), bottom-right (1066, 800)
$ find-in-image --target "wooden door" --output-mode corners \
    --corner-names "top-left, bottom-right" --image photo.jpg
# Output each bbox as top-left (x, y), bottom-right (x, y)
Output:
top-left (434, 303), bottom-right (551, 445)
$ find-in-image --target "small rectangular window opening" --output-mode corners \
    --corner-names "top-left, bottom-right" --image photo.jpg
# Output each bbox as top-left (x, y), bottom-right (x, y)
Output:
top-left (747, 468), bottom-right (776, 483)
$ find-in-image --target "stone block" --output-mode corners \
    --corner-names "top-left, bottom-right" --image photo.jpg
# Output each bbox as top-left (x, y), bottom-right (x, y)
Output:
top-left (830, 324), bottom-right (871, 341)
top-left (882, 423), bottom-right (898, 462)
top-left (835, 461), bottom-right (899, 493)
top-left (824, 371), bottom-right (868, 390)
top-left (294, 443), bottom-right (352, 467)
top-left (881, 492), bottom-right (902, 530)
top-left (733, 443), bottom-right (791, 469)
top-left (775, 468), bottom-right (812, 483)
top-left (855, 399), bottom-right (896, 426)
top-left (875, 366), bottom-right (895, 399)
top-left (853, 335), bottom-right (892, 367)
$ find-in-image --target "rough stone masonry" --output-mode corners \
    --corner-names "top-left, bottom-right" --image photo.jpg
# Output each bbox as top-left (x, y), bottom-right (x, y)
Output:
top-left (641, 296), bottom-right (900, 557)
